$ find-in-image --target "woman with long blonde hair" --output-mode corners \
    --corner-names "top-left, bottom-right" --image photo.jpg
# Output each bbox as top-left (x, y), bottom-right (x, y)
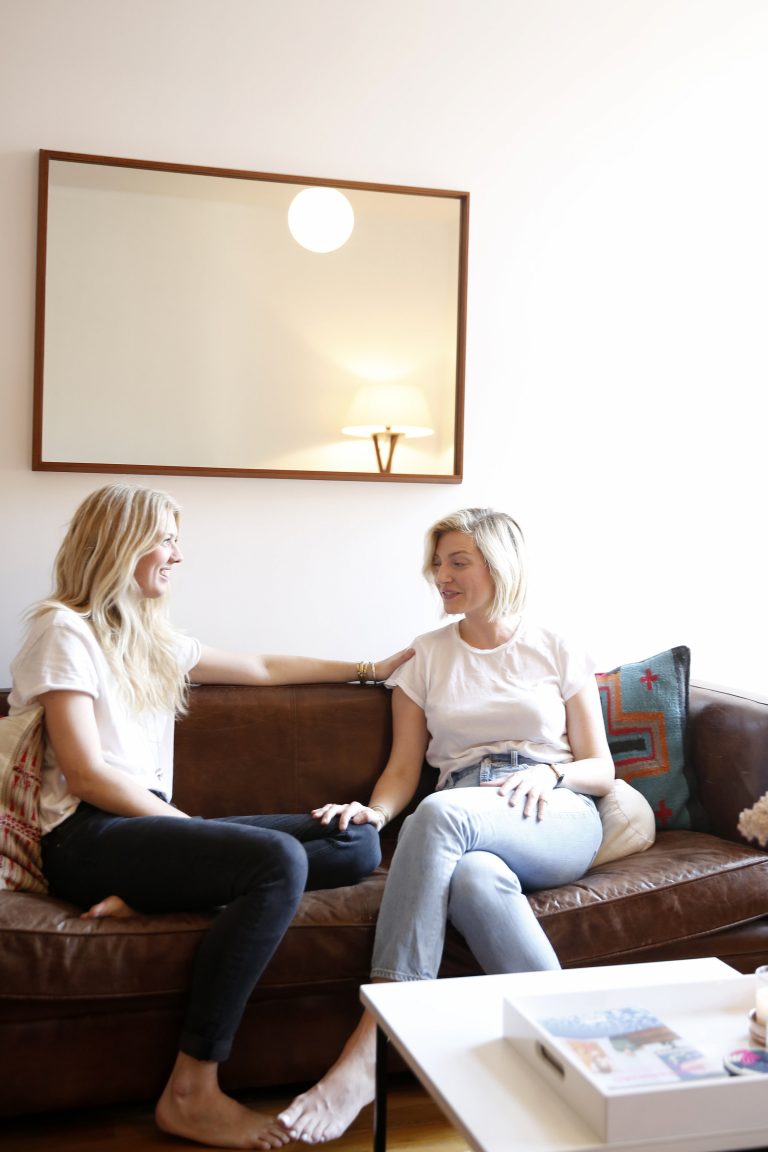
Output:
top-left (9, 482), bottom-right (412, 1151)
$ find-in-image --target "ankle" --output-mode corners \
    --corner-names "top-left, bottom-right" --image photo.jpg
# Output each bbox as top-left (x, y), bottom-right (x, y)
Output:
top-left (166, 1053), bottom-right (219, 1102)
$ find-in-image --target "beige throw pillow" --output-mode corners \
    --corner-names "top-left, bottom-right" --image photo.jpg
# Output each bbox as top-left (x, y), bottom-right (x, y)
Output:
top-left (0, 706), bottom-right (48, 893)
top-left (591, 778), bottom-right (656, 869)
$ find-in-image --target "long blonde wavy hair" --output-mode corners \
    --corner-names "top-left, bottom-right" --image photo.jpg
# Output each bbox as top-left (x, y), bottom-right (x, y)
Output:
top-left (422, 507), bottom-right (528, 621)
top-left (34, 483), bottom-right (189, 715)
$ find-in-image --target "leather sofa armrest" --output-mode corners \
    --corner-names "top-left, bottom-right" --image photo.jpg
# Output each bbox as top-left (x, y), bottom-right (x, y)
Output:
top-left (689, 685), bottom-right (768, 843)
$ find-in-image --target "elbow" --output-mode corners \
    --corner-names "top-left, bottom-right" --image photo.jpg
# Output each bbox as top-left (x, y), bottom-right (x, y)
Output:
top-left (59, 764), bottom-right (100, 804)
top-left (594, 759), bottom-right (617, 797)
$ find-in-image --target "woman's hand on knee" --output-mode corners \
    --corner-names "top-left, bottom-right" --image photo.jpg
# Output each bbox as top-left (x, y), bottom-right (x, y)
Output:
top-left (490, 767), bottom-right (556, 820)
top-left (311, 801), bottom-right (374, 831)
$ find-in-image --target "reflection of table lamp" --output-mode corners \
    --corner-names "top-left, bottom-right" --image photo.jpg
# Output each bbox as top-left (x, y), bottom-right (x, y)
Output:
top-left (342, 383), bottom-right (434, 473)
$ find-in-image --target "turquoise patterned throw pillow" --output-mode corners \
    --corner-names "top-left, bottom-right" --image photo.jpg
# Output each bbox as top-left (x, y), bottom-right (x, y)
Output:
top-left (596, 647), bottom-right (705, 831)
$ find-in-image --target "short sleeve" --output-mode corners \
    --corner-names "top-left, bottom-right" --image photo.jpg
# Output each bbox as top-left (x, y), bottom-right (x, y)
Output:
top-left (557, 634), bottom-right (597, 701)
top-left (11, 616), bottom-right (100, 705)
top-left (175, 633), bottom-right (202, 675)
top-left (385, 638), bottom-right (427, 709)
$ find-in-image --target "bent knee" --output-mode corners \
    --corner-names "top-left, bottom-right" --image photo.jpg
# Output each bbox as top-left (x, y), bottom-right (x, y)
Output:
top-left (271, 834), bottom-right (310, 891)
top-left (408, 789), bottom-right (466, 829)
top-left (345, 822), bottom-right (382, 878)
top-left (450, 851), bottom-right (522, 906)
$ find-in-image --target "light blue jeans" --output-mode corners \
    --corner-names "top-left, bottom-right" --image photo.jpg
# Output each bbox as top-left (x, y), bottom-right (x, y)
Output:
top-left (371, 754), bottom-right (602, 980)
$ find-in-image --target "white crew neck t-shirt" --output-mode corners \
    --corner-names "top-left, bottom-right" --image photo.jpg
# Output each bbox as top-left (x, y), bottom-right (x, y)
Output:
top-left (385, 619), bottom-right (594, 789)
top-left (9, 607), bottom-right (201, 834)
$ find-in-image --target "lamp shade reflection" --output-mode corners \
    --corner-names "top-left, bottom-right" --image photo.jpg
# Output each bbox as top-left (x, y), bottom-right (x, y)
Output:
top-left (342, 383), bottom-right (434, 473)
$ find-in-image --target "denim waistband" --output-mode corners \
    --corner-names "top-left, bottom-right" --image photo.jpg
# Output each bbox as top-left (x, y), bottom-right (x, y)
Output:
top-left (442, 751), bottom-right (546, 790)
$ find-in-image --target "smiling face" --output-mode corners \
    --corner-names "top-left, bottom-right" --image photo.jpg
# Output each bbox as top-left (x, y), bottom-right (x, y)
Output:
top-left (133, 511), bottom-right (183, 598)
top-left (430, 530), bottom-right (496, 620)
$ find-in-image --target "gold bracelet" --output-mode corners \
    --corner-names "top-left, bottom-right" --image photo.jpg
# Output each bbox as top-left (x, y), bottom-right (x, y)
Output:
top-left (370, 803), bottom-right (391, 828)
top-left (356, 660), bottom-right (378, 685)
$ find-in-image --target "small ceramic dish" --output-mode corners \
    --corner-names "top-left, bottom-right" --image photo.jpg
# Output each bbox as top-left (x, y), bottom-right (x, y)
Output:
top-left (725, 1047), bottom-right (768, 1075)
top-left (748, 1008), bottom-right (766, 1047)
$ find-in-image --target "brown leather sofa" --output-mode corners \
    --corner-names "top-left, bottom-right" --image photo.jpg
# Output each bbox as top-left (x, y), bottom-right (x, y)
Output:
top-left (1, 681), bottom-right (767, 1117)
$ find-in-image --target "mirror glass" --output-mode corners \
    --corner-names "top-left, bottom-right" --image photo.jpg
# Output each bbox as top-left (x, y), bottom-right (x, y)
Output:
top-left (34, 151), bottom-right (468, 482)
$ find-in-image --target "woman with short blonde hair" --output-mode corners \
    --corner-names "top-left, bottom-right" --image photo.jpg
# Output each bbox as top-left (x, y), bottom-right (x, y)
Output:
top-left (280, 506), bottom-right (615, 1145)
top-left (422, 506), bottom-right (528, 620)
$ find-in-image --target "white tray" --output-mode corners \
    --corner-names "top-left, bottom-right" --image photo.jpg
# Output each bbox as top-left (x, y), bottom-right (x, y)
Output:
top-left (503, 974), bottom-right (768, 1144)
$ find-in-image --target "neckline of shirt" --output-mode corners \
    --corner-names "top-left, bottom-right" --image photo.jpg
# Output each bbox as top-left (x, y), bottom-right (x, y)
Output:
top-left (453, 617), bottom-right (526, 655)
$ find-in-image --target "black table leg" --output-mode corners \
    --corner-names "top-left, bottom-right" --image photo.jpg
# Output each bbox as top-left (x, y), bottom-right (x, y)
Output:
top-left (373, 1024), bottom-right (389, 1152)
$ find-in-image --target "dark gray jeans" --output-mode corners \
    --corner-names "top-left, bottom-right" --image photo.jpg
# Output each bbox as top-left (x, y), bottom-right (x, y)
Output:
top-left (42, 803), bottom-right (380, 1062)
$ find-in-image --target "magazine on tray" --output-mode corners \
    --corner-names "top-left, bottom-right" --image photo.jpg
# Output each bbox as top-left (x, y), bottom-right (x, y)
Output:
top-left (537, 1005), bottom-right (729, 1089)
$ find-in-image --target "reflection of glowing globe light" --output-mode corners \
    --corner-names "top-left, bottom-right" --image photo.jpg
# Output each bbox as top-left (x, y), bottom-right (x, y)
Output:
top-left (288, 187), bottom-right (355, 253)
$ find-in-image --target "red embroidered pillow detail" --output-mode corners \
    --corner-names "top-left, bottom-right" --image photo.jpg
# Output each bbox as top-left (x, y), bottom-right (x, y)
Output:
top-left (0, 707), bottom-right (48, 893)
top-left (596, 646), bottom-right (703, 831)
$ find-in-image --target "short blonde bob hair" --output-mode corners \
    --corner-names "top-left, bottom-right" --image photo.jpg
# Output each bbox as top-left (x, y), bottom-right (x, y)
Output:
top-left (422, 507), bottom-right (527, 621)
top-left (35, 483), bottom-right (188, 715)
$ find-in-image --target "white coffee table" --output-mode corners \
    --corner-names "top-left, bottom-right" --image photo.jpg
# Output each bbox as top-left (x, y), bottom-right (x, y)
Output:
top-left (361, 957), bottom-right (766, 1152)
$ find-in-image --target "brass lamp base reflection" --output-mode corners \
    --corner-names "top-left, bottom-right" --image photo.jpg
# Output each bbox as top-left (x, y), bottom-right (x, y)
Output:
top-left (372, 429), bottom-right (403, 474)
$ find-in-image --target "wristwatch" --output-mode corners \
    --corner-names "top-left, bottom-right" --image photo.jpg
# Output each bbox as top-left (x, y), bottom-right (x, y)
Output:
top-left (547, 763), bottom-right (565, 788)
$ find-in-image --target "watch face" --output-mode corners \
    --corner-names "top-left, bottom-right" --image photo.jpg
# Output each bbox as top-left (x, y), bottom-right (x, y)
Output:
top-left (724, 1048), bottom-right (768, 1076)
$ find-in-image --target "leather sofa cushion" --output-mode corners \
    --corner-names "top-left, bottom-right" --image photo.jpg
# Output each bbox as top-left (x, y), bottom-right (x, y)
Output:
top-left (3, 830), bottom-right (766, 1006)
top-left (535, 830), bottom-right (768, 966)
top-left (0, 873), bottom-right (386, 1003)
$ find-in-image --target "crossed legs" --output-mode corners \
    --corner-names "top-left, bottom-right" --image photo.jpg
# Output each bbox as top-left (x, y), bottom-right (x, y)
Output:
top-left (279, 784), bottom-right (600, 1143)
top-left (43, 805), bottom-right (379, 1149)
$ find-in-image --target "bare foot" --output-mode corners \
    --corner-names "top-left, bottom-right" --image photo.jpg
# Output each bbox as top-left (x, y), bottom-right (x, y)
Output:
top-left (277, 1017), bottom-right (376, 1144)
top-left (81, 895), bottom-right (136, 919)
top-left (156, 1065), bottom-right (289, 1150)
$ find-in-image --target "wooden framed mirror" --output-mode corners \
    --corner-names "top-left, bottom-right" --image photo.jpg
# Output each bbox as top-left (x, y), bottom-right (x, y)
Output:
top-left (33, 150), bottom-right (468, 482)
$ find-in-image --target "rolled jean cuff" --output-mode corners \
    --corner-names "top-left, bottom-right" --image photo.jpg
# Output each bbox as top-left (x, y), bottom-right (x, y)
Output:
top-left (180, 1028), bottom-right (233, 1064)
top-left (369, 968), bottom-right (422, 983)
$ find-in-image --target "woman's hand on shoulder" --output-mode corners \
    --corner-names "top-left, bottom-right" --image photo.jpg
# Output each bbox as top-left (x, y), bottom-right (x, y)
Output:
top-left (312, 801), bottom-right (385, 832)
top-left (373, 647), bottom-right (415, 683)
top-left (191, 644), bottom-right (414, 688)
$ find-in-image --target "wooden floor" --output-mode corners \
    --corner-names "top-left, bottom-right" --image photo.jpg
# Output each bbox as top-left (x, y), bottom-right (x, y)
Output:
top-left (0, 1080), bottom-right (468, 1152)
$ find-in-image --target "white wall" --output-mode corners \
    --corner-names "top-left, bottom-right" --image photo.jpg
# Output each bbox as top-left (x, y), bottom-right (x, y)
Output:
top-left (1, 0), bottom-right (766, 698)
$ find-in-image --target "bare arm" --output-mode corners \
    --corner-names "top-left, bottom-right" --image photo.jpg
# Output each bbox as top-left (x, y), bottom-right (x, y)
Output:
top-left (189, 645), bottom-right (414, 687)
top-left (313, 687), bottom-right (429, 830)
top-left (559, 678), bottom-right (616, 795)
top-left (39, 690), bottom-right (188, 819)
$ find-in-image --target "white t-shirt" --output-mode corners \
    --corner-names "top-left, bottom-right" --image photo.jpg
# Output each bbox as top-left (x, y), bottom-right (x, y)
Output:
top-left (9, 607), bottom-right (201, 834)
top-left (385, 619), bottom-right (595, 788)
